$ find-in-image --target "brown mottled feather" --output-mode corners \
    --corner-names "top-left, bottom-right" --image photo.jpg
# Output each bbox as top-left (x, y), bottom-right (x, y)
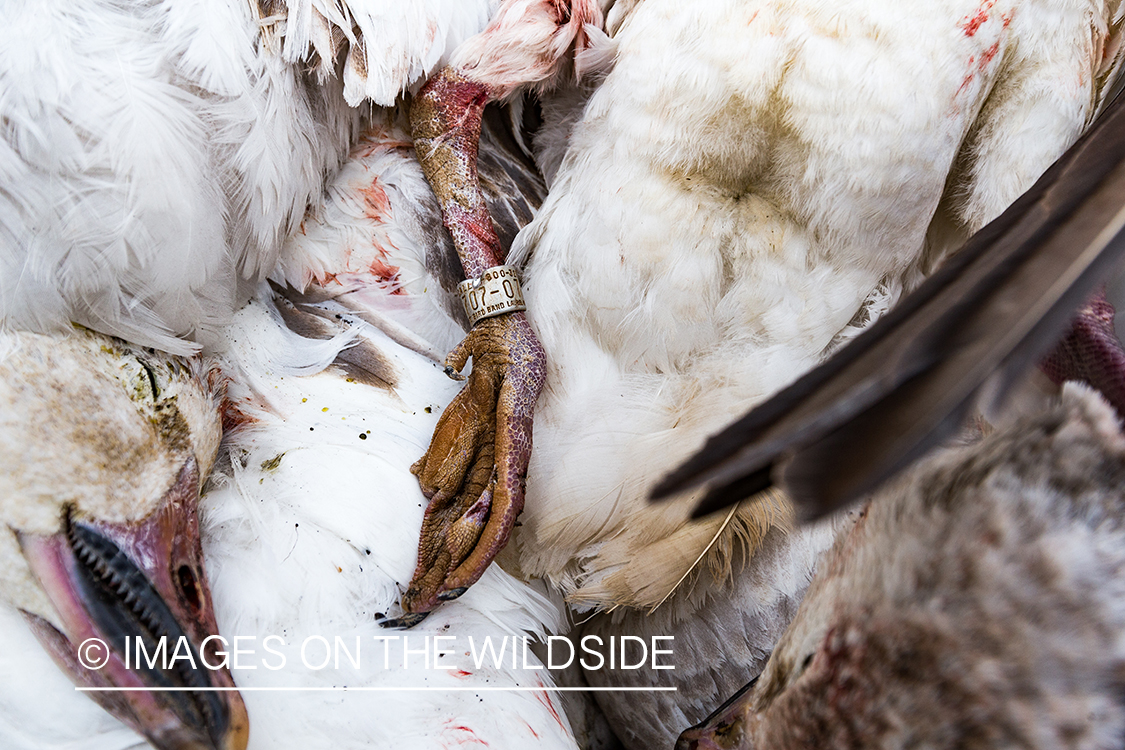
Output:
top-left (678, 388), bottom-right (1125, 750)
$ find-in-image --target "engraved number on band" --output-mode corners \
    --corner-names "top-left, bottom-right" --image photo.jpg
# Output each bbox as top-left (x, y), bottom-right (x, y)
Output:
top-left (458, 266), bottom-right (526, 326)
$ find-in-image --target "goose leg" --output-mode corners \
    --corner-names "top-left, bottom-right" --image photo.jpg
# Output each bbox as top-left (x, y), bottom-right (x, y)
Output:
top-left (402, 67), bottom-right (543, 617)
top-left (400, 0), bottom-right (593, 614)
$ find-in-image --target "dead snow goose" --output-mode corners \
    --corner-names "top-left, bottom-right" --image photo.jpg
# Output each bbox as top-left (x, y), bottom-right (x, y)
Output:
top-left (0, 326), bottom-right (247, 750)
top-left (394, 1), bottom-right (1125, 747)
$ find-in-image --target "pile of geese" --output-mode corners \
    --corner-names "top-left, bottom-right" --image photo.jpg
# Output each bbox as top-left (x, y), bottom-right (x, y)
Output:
top-left (3, 1), bottom-right (1125, 749)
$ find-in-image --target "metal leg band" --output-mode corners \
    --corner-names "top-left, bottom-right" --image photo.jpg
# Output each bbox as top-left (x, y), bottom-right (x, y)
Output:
top-left (458, 266), bottom-right (527, 326)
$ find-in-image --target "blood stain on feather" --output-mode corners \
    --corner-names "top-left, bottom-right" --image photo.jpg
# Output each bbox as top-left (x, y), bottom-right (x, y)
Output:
top-left (959, 0), bottom-right (996, 37)
top-left (350, 123), bottom-right (414, 159)
top-left (444, 723), bottom-right (488, 747)
top-left (532, 678), bottom-right (567, 732)
top-left (360, 180), bottom-right (393, 222)
top-left (979, 41), bottom-right (1000, 68)
top-left (368, 256), bottom-right (405, 293)
top-left (220, 396), bottom-right (257, 434)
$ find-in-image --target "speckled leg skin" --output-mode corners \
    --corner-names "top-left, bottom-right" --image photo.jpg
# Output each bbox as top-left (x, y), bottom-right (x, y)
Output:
top-left (1041, 287), bottom-right (1125, 417)
top-left (402, 68), bottom-right (547, 616)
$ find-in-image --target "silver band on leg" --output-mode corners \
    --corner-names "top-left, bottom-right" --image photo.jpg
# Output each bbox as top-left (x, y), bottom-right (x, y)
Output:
top-left (458, 265), bottom-right (526, 326)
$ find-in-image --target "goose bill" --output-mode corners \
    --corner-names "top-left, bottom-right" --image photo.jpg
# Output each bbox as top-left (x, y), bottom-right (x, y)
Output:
top-left (17, 458), bottom-right (249, 750)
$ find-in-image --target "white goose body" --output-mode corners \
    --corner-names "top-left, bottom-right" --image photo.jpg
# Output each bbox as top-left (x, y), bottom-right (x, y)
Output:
top-left (486, 0), bottom-right (1124, 744)
top-left (203, 298), bottom-right (575, 750)
top-left (0, 0), bottom-right (496, 354)
top-left (516, 0), bottom-right (1121, 605)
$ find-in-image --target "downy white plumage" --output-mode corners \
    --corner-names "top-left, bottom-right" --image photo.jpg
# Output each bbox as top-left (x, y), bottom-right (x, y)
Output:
top-left (187, 114), bottom-right (577, 750)
top-left (0, 0), bottom-right (497, 354)
top-left (1, 117), bottom-right (578, 750)
top-left (203, 300), bottom-right (574, 750)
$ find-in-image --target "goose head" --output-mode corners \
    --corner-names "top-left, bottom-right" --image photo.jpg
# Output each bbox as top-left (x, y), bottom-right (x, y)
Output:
top-left (0, 328), bottom-right (248, 750)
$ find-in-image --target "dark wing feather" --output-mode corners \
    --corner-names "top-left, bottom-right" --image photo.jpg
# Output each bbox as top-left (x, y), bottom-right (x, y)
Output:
top-left (651, 93), bottom-right (1125, 521)
top-left (477, 99), bottom-right (548, 252)
top-left (270, 282), bottom-right (400, 391)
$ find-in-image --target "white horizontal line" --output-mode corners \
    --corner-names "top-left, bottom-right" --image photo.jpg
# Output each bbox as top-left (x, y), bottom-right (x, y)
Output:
top-left (76, 686), bottom-right (677, 693)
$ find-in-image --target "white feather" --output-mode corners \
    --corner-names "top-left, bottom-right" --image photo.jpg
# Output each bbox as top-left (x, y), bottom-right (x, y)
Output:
top-left (273, 116), bottom-right (467, 355)
top-left (268, 0), bottom-right (500, 106)
top-left (0, 0), bottom-right (360, 354)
